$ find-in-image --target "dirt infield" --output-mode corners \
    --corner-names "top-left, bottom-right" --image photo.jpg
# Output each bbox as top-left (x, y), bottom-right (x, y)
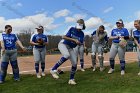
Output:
top-left (5, 52), bottom-right (138, 74)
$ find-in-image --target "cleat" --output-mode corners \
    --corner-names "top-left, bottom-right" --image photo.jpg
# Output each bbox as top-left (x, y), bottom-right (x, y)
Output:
top-left (138, 72), bottom-right (140, 76)
top-left (36, 73), bottom-right (41, 78)
top-left (81, 68), bottom-right (85, 72)
top-left (100, 67), bottom-right (105, 72)
top-left (68, 79), bottom-right (77, 85)
top-left (108, 68), bottom-right (114, 74)
top-left (41, 72), bottom-right (46, 76)
top-left (50, 70), bottom-right (59, 79)
top-left (93, 66), bottom-right (96, 72)
top-left (15, 79), bottom-right (20, 81)
top-left (121, 70), bottom-right (125, 75)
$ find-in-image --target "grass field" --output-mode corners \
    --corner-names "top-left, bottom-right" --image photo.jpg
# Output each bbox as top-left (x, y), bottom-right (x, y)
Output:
top-left (1, 62), bottom-right (140, 93)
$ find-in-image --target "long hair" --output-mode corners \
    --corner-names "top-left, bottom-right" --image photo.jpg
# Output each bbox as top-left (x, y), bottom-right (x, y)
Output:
top-left (96, 25), bottom-right (105, 36)
top-left (96, 25), bottom-right (106, 40)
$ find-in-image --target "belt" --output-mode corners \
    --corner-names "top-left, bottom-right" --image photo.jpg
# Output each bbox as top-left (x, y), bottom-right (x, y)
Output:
top-left (5, 48), bottom-right (16, 50)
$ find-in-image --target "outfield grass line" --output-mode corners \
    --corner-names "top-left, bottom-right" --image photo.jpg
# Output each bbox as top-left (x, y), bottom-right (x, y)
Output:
top-left (8, 58), bottom-right (137, 74)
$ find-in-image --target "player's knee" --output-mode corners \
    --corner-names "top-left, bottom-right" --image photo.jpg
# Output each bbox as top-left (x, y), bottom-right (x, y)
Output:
top-left (91, 53), bottom-right (96, 59)
top-left (41, 63), bottom-right (45, 67)
top-left (91, 52), bottom-right (95, 56)
top-left (80, 59), bottom-right (84, 62)
top-left (1, 63), bottom-right (8, 72)
top-left (109, 58), bottom-right (114, 61)
top-left (98, 54), bottom-right (103, 60)
top-left (63, 54), bottom-right (70, 59)
top-left (11, 64), bottom-right (18, 69)
top-left (35, 63), bottom-right (39, 66)
top-left (1, 62), bottom-right (9, 68)
top-left (11, 61), bottom-right (18, 69)
top-left (119, 57), bottom-right (125, 61)
top-left (72, 61), bottom-right (77, 67)
top-left (1, 62), bottom-right (8, 74)
top-left (72, 64), bottom-right (77, 68)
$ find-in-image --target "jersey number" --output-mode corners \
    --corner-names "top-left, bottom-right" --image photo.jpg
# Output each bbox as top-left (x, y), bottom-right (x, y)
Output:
top-left (6, 40), bottom-right (13, 44)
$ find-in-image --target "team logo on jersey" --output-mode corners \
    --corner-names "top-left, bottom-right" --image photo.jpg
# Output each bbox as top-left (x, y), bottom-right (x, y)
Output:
top-left (3, 36), bottom-right (15, 45)
top-left (117, 32), bottom-right (121, 36)
top-left (36, 36), bottom-right (45, 41)
top-left (113, 31), bottom-right (124, 36)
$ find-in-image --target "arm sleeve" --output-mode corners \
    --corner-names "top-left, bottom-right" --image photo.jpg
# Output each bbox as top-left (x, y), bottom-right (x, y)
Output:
top-left (111, 29), bottom-right (114, 36)
top-left (124, 29), bottom-right (129, 36)
top-left (45, 35), bottom-right (48, 42)
top-left (15, 34), bottom-right (19, 41)
top-left (30, 34), bottom-right (35, 42)
top-left (65, 27), bottom-right (73, 37)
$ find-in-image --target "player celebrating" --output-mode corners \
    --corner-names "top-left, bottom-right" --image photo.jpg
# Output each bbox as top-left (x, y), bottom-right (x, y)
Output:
top-left (133, 20), bottom-right (140, 75)
top-left (0, 25), bottom-right (26, 83)
top-left (91, 25), bottom-right (108, 72)
top-left (30, 26), bottom-right (48, 78)
top-left (108, 19), bottom-right (129, 75)
top-left (50, 19), bottom-right (85, 85)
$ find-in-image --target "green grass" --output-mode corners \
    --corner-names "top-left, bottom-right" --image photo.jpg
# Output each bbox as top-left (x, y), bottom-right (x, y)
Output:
top-left (1, 62), bottom-right (140, 93)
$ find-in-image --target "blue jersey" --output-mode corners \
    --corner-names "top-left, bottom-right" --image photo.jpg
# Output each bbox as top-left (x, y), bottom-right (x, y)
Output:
top-left (111, 28), bottom-right (129, 43)
top-left (31, 33), bottom-right (48, 48)
top-left (91, 30), bottom-right (108, 41)
top-left (133, 30), bottom-right (140, 44)
top-left (63, 27), bottom-right (84, 48)
top-left (1, 33), bottom-right (18, 49)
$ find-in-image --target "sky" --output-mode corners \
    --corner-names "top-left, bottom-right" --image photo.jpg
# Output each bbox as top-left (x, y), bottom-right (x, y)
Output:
top-left (0, 0), bottom-right (140, 35)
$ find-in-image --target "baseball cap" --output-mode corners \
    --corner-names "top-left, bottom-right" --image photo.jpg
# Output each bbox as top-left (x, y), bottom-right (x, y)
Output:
top-left (77, 19), bottom-right (85, 24)
top-left (116, 19), bottom-right (123, 24)
top-left (35, 25), bottom-right (44, 30)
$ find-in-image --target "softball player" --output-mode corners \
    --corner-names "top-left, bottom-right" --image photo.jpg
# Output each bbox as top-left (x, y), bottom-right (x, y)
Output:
top-left (73, 39), bottom-right (85, 72)
top-left (50, 19), bottom-right (85, 85)
top-left (108, 19), bottom-right (129, 75)
top-left (133, 20), bottom-right (140, 75)
top-left (0, 25), bottom-right (26, 83)
top-left (91, 25), bottom-right (108, 72)
top-left (30, 26), bottom-right (48, 78)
